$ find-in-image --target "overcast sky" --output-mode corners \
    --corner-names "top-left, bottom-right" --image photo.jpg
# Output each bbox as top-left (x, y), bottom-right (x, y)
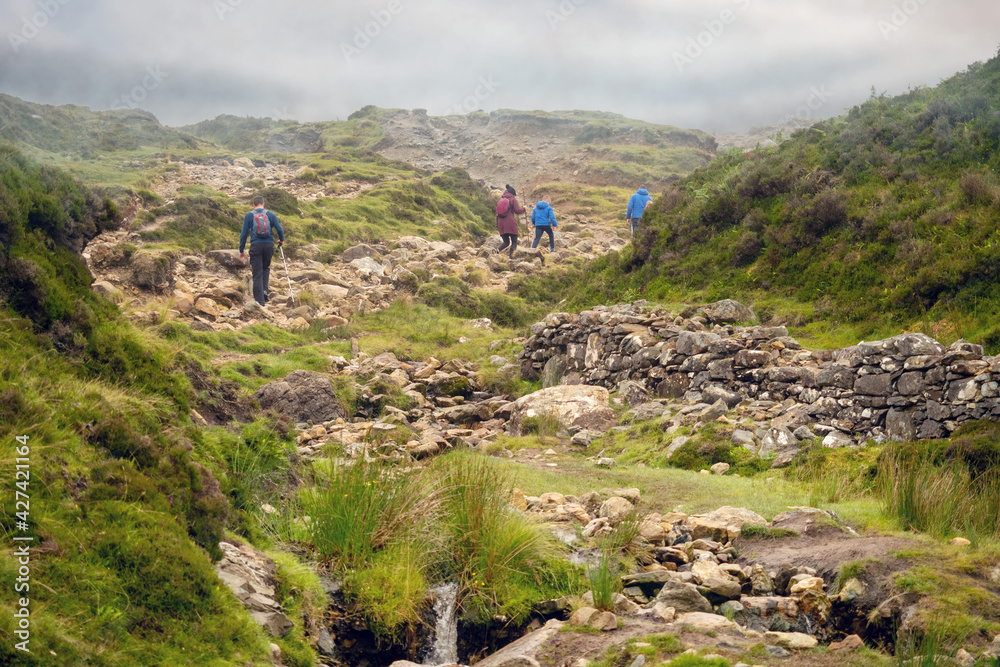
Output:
top-left (1, 0), bottom-right (998, 133)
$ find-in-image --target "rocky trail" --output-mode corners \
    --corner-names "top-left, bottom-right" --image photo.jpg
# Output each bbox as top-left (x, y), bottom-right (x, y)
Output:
top-left (83, 156), bottom-right (629, 334)
top-left (78, 159), bottom-right (1000, 666)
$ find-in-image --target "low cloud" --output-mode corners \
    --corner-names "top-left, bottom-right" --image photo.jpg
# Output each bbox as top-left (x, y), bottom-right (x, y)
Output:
top-left (0, 0), bottom-right (997, 131)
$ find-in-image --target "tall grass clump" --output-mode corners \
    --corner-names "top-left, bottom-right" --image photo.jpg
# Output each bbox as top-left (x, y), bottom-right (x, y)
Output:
top-left (304, 459), bottom-right (432, 568)
top-left (893, 624), bottom-right (963, 667)
top-left (342, 542), bottom-right (431, 643)
top-left (587, 549), bottom-right (621, 611)
top-left (434, 453), bottom-right (557, 622)
top-left (877, 424), bottom-right (1000, 539)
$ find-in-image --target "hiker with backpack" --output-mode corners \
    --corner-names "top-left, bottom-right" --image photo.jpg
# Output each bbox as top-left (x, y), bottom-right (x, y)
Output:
top-left (626, 187), bottom-right (653, 234)
top-left (530, 201), bottom-right (558, 252)
top-left (239, 195), bottom-right (285, 307)
top-left (494, 184), bottom-right (525, 258)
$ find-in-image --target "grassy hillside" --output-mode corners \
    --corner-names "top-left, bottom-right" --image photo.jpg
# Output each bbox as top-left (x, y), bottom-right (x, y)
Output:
top-left (561, 50), bottom-right (1000, 350)
top-left (0, 146), bottom-right (310, 666)
top-left (0, 94), bottom-right (203, 158)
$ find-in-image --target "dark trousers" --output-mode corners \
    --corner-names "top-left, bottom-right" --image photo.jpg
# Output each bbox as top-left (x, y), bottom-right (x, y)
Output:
top-left (249, 242), bottom-right (274, 306)
top-left (531, 226), bottom-right (554, 251)
top-left (498, 233), bottom-right (518, 257)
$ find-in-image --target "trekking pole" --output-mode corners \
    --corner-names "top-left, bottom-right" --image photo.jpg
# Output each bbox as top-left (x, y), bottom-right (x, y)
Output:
top-left (279, 244), bottom-right (295, 306)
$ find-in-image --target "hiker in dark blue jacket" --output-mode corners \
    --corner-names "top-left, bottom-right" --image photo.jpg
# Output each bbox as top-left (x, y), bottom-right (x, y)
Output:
top-left (626, 187), bottom-right (653, 233)
top-left (530, 201), bottom-right (558, 252)
top-left (239, 196), bottom-right (285, 306)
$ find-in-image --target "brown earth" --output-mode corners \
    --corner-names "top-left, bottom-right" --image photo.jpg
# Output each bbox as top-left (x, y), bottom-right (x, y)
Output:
top-left (737, 527), bottom-right (917, 585)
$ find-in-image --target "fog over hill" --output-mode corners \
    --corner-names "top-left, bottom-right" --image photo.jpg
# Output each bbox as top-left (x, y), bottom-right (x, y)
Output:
top-left (1, 1), bottom-right (998, 132)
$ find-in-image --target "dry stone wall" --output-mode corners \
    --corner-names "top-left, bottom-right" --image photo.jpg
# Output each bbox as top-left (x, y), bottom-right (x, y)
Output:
top-left (518, 303), bottom-right (999, 445)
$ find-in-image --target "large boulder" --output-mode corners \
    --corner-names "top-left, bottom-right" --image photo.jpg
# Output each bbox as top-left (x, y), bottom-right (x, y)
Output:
top-left (652, 582), bottom-right (713, 613)
top-left (252, 370), bottom-right (346, 423)
top-left (206, 249), bottom-right (246, 269)
top-left (342, 244), bottom-right (377, 263)
top-left (598, 496), bottom-right (635, 525)
top-left (129, 250), bottom-right (176, 292)
top-left (315, 284), bottom-right (350, 301)
top-left (397, 236), bottom-right (431, 251)
top-left (350, 257), bottom-right (385, 279)
top-left (701, 299), bottom-right (755, 324)
top-left (474, 618), bottom-right (564, 667)
top-left (689, 506), bottom-right (768, 541)
top-left (508, 385), bottom-right (617, 436)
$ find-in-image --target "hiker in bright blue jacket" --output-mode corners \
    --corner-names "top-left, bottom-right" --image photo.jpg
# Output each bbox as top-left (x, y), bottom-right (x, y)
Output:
top-left (530, 201), bottom-right (557, 252)
top-left (626, 187), bottom-right (653, 233)
top-left (239, 196), bottom-right (285, 307)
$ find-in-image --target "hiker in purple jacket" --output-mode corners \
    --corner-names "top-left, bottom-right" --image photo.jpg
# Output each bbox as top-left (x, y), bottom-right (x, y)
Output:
top-left (494, 184), bottom-right (526, 258)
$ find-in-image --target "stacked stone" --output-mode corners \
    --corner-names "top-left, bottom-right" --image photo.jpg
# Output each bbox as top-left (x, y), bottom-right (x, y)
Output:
top-left (518, 302), bottom-right (997, 444)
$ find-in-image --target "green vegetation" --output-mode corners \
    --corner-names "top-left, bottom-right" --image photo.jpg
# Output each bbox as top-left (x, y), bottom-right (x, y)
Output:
top-left (738, 525), bottom-right (799, 540)
top-left (11, 54), bottom-right (1000, 664)
top-left (877, 421), bottom-right (1000, 539)
top-left (346, 298), bottom-right (530, 369)
top-left (417, 277), bottom-right (543, 329)
top-left (136, 165), bottom-right (494, 254)
top-left (0, 147), bottom-right (292, 665)
top-left (305, 459), bottom-right (431, 568)
top-left (586, 549), bottom-right (622, 611)
top-left (589, 633), bottom-right (687, 667)
top-left (299, 452), bottom-right (582, 642)
top-left (564, 50), bottom-right (1000, 351)
top-left (0, 93), bottom-right (203, 157)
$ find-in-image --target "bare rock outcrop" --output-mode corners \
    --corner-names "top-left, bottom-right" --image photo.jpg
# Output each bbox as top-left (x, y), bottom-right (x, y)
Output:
top-left (508, 385), bottom-right (617, 436)
top-left (253, 370), bottom-right (346, 423)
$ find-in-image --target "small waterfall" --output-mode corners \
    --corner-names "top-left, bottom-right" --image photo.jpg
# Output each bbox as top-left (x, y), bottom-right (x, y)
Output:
top-left (424, 582), bottom-right (459, 666)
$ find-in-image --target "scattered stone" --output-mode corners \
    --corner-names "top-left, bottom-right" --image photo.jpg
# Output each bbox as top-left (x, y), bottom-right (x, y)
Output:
top-left (253, 370), bottom-right (347, 423)
top-left (206, 249), bottom-right (246, 269)
top-left (652, 583), bottom-right (713, 613)
top-left (701, 299), bottom-right (755, 324)
top-left (765, 631), bottom-right (818, 650)
top-left (509, 385), bottom-right (617, 435)
top-left (830, 635), bottom-right (864, 652)
top-left (673, 611), bottom-right (740, 633)
top-left (598, 497), bottom-right (635, 525)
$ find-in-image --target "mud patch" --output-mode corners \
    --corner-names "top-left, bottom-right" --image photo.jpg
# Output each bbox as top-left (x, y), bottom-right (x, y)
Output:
top-left (736, 531), bottom-right (918, 584)
top-left (185, 362), bottom-right (254, 424)
top-left (738, 528), bottom-right (921, 645)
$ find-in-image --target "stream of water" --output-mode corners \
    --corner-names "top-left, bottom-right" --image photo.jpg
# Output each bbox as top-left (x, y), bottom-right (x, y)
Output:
top-left (424, 582), bottom-right (459, 666)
